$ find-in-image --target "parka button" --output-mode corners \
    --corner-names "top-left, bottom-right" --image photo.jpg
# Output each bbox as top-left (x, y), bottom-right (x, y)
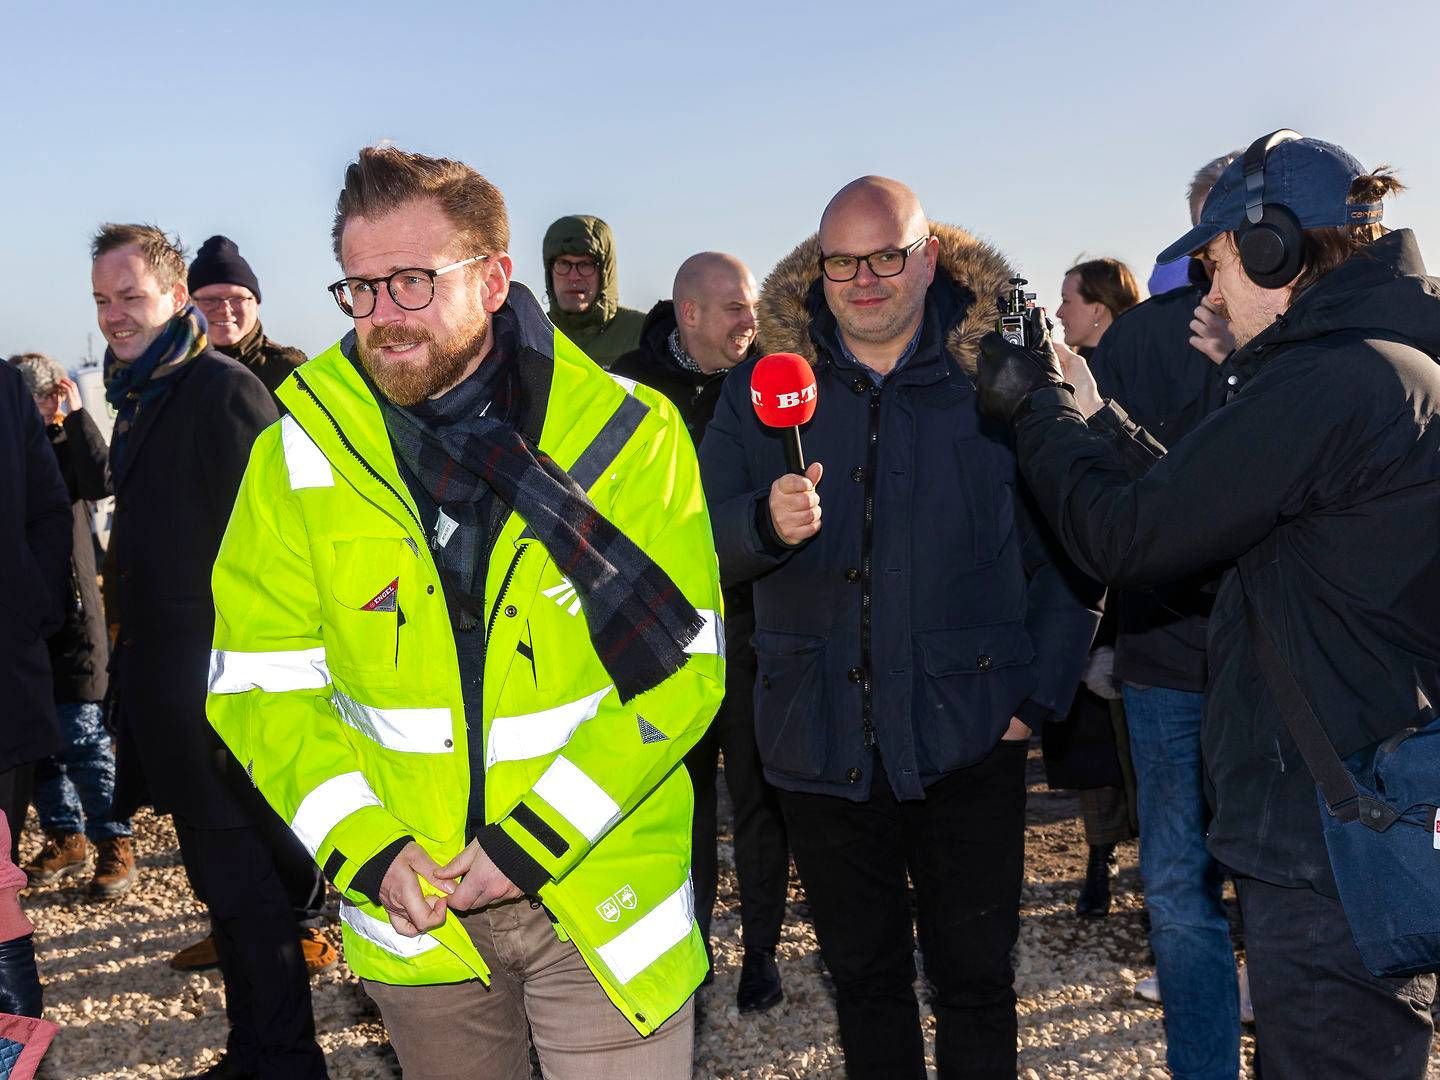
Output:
top-left (848, 667), bottom-right (863, 683)
top-left (504, 604), bottom-right (518, 618)
top-left (426, 585), bottom-right (435, 595)
top-left (851, 379), bottom-right (867, 394)
top-left (844, 567), bottom-right (860, 583)
top-left (443, 738), bottom-right (453, 748)
top-left (846, 767), bottom-right (861, 783)
top-left (760, 675), bottom-right (771, 689)
top-left (977, 655), bottom-right (993, 670)
top-left (850, 467), bottom-right (866, 482)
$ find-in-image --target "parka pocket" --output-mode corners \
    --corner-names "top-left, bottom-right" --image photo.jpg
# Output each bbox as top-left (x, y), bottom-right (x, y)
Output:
top-left (752, 630), bottom-right (829, 780)
top-left (323, 537), bottom-right (405, 689)
top-left (913, 622), bottom-right (1035, 761)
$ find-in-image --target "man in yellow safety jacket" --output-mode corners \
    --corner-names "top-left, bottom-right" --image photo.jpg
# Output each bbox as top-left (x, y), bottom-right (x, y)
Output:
top-left (207, 145), bottom-right (724, 1078)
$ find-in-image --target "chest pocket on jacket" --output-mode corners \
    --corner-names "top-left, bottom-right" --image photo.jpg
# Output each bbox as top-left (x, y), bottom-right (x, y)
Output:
top-left (323, 536), bottom-right (406, 690)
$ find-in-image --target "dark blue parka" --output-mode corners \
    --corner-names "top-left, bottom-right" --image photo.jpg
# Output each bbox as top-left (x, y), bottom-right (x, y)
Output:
top-left (699, 225), bottom-right (1100, 800)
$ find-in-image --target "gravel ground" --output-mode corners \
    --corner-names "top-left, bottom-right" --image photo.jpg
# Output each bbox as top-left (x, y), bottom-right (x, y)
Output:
top-left (19, 750), bottom-right (1440, 1078)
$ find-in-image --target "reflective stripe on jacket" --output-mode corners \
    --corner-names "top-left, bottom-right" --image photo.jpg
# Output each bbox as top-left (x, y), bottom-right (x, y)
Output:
top-left (206, 285), bottom-right (725, 1034)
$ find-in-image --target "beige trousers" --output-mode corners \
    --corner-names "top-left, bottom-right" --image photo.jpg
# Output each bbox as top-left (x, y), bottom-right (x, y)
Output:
top-left (363, 898), bottom-right (694, 1080)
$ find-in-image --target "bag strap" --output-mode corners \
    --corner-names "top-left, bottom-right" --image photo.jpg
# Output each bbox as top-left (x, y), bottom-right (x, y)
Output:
top-left (1235, 561), bottom-right (1371, 825)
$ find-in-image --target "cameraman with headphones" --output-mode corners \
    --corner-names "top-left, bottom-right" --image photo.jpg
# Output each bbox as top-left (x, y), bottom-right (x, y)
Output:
top-left (976, 131), bottom-right (1440, 1077)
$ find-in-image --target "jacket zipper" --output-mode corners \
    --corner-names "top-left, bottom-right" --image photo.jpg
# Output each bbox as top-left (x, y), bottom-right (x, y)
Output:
top-left (485, 547), bottom-right (525, 642)
top-left (292, 372), bottom-right (423, 532)
top-left (859, 385), bottom-right (881, 750)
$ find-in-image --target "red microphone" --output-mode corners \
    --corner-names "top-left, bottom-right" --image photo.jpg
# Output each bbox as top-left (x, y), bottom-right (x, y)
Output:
top-left (750, 353), bottom-right (818, 475)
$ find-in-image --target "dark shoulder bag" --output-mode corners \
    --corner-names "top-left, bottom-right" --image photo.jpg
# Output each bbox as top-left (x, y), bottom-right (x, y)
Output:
top-left (1240, 567), bottom-right (1440, 977)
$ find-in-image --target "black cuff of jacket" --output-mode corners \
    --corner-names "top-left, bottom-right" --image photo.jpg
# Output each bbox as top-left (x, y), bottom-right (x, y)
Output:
top-left (753, 491), bottom-right (797, 555)
top-left (478, 824), bottom-right (550, 897)
top-left (347, 834), bottom-right (413, 905)
top-left (1085, 399), bottom-right (1136, 435)
top-left (1015, 699), bottom-right (1053, 729)
top-left (1014, 384), bottom-right (1079, 423)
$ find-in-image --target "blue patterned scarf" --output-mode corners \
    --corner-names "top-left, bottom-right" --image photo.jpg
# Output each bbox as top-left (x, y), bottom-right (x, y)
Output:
top-left (104, 305), bottom-right (208, 486)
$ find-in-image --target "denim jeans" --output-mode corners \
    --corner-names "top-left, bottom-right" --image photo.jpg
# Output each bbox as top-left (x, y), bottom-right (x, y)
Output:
top-left (32, 702), bottom-right (131, 841)
top-left (1122, 684), bottom-right (1239, 1080)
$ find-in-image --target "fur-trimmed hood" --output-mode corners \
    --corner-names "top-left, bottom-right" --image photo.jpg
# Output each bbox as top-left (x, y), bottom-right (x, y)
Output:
top-left (758, 221), bottom-right (1016, 375)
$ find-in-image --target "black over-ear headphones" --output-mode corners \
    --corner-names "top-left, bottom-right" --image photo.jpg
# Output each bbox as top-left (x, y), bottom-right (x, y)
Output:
top-left (1237, 129), bottom-right (1305, 288)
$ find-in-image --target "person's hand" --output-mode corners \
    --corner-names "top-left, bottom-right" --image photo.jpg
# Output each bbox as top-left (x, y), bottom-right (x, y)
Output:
top-left (377, 840), bottom-right (452, 937)
top-left (1053, 340), bottom-right (1104, 419)
top-left (1189, 300), bottom-right (1235, 365)
top-left (768, 461), bottom-right (823, 546)
top-left (976, 308), bottom-right (1068, 422)
top-left (1082, 645), bottom-right (1122, 701)
top-left (434, 839), bottom-right (523, 912)
top-left (58, 377), bottom-right (82, 414)
top-left (1001, 716), bottom-right (1032, 741)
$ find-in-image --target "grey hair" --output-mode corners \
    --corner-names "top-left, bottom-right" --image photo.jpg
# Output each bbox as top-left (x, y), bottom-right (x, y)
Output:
top-left (10, 352), bottom-right (68, 397)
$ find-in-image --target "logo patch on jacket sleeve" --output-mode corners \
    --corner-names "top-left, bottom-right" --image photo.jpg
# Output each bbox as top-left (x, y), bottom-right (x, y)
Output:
top-left (361, 579), bottom-right (399, 612)
top-left (636, 715), bottom-right (669, 744)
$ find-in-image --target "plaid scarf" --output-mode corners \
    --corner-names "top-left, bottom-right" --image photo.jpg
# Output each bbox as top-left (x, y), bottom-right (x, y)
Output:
top-left (103, 305), bottom-right (208, 487)
top-left (384, 339), bottom-right (703, 703)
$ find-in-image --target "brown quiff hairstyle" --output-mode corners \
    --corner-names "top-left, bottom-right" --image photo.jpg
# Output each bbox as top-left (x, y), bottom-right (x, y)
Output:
top-left (1065, 258), bottom-right (1142, 320)
top-left (331, 145), bottom-right (510, 263)
top-left (1287, 169), bottom-right (1406, 295)
top-left (91, 224), bottom-right (188, 290)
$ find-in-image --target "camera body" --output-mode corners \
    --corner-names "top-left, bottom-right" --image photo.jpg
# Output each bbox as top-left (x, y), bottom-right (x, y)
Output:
top-left (998, 276), bottom-right (1038, 348)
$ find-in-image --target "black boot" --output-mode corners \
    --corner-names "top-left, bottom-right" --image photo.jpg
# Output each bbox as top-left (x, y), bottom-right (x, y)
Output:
top-left (1076, 843), bottom-right (1115, 918)
top-left (736, 947), bottom-right (784, 1013)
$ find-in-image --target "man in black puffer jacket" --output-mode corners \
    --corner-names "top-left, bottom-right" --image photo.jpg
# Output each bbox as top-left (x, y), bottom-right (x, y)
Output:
top-left (701, 177), bottom-right (1099, 1079)
top-left (978, 132), bottom-right (1440, 1078)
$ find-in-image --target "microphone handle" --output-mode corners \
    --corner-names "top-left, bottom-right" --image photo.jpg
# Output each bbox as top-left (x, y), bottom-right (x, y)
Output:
top-left (783, 426), bottom-right (806, 475)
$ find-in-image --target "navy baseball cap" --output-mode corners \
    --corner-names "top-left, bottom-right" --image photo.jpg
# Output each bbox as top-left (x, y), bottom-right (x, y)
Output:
top-left (1157, 134), bottom-right (1383, 264)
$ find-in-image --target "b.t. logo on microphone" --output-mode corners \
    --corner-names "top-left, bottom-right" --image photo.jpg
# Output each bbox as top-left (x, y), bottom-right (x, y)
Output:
top-left (751, 383), bottom-right (817, 413)
top-left (750, 353), bottom-right (818, 474)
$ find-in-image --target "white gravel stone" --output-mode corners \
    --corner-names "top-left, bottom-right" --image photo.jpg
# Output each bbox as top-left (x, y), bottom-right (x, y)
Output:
top-left (16, 752), bottom-right (1440, 1077)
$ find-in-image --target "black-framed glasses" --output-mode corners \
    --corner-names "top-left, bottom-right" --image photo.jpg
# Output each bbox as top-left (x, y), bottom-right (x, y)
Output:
top-left (819, 236), bottom-right (929, 282)
top-left (552, 256), bottom-right (598, 278)
top-left (327, 254), bottom-right (489, 318)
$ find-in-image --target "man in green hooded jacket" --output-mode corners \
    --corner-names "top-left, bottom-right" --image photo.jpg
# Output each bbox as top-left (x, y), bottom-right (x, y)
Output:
top-left (543, 215), bottom-right (647, 369)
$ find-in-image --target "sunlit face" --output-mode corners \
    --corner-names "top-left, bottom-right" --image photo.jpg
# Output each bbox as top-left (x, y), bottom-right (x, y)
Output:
top-left (819, 211), bottom-right (936, 349)
top-left (192, 284), bottom-right (259, 347)
top-left (1202, 234), bottom-right (1292, 349)
top-left (679, 269), bottom-right (758, 372)
top-left (92, 246), bottom-right (187, 362)
top-left (339, 197), bottom-right (512, 406)
top-left (1055, 272), bottom-right (1110, 349)
top-left (551, 254), bottom-right (599, 313)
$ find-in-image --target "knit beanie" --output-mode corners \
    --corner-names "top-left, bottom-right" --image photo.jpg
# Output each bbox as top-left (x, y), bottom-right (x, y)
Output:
top-left (188, 235), bottom-right (261, 302)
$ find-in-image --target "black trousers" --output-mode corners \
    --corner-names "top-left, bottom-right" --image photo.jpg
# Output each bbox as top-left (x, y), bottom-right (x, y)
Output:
top-left (1237, 875), bottom-right (1435, 1079)
top-left (175, 818), bottom-right (328, 1078)
top-left (778, 740), bottom-right (1028, 1080)
top-left (685, 635), bottom-right (789, 954)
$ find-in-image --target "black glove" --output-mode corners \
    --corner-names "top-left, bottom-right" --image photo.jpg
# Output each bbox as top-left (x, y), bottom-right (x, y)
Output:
top-left (976, 307), bottom-right (1070, 422)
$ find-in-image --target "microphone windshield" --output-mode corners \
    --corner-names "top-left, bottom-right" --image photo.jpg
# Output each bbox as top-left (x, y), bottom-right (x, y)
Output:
top-left (750, 353), bottom-right (818, 428)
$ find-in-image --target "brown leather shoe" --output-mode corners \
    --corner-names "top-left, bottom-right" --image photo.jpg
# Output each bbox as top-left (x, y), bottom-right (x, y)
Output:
top-left (24, 831), bottom-right (89, 885)
top-left (170, 935), bottom-right (221, 971)
top-left (301, 927), bottom-right (339, 976)
top-left (90, 836), bottom-right (137, 900)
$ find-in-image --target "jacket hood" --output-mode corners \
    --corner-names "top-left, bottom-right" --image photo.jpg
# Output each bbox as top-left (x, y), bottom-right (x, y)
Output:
top-left (1240, 229), bottom-right (1440, 366)
top-left (543, 214), bottom-right (622, 331)
top-left (758, 221), bottom-right (1016, 375)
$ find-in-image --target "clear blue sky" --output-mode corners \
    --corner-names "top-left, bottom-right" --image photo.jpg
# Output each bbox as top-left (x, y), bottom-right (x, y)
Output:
top-left (4, 0), bottom-right (1438, 366)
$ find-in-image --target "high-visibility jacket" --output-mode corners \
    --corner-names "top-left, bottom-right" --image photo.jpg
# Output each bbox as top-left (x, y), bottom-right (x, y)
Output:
top-left (206, 286), bottom-right (725, 1035)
